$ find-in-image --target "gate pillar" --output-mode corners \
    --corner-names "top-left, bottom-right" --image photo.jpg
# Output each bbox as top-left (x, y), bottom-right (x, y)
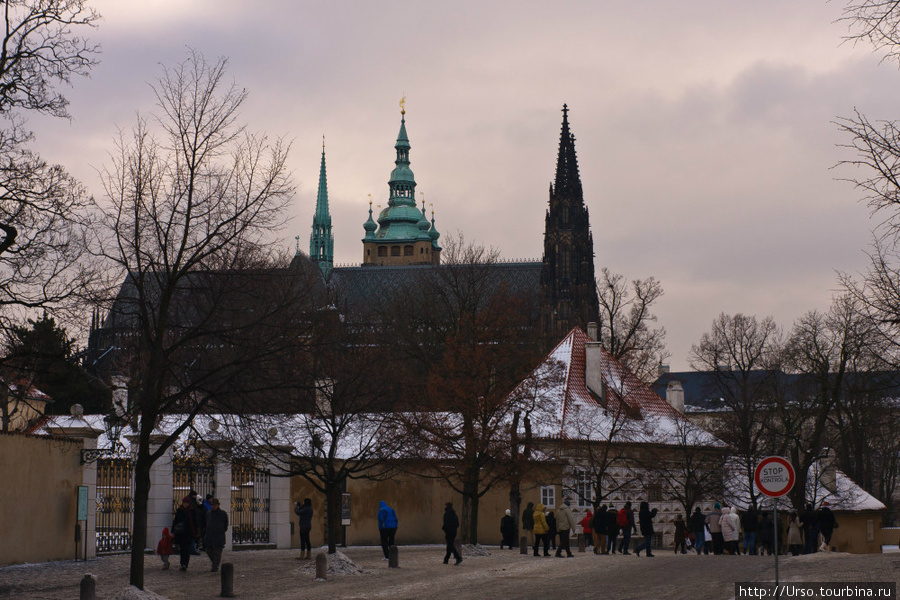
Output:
top-left (208, 440), bottom-right (234, 549)
top-left (145, 434), bottom-right (174, 551)
top-left (45, 420), bottom-right (102, 559)
top-left (258, 446), bottom-right (292, 549)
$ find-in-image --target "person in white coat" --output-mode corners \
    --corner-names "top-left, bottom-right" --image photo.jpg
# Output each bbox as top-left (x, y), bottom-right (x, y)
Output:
top-left (720, 506), bottom-right (741, 555)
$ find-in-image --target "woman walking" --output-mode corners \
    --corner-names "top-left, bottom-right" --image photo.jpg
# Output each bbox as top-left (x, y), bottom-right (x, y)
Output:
top-left (634, 501), bottom-right (658, 557)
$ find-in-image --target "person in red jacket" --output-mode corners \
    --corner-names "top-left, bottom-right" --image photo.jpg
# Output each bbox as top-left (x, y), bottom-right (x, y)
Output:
top-left (580, 510), bottom-right (593, 550)
top-left (156, 527), bottom-right (175, 570)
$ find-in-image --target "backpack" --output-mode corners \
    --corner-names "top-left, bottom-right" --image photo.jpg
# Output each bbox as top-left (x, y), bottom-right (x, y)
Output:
top-left (616, 508), bottom-right (628, 528)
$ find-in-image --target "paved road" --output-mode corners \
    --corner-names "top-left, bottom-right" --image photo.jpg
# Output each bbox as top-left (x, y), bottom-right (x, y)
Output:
top-left (1, 546), bottom-right (898, 600)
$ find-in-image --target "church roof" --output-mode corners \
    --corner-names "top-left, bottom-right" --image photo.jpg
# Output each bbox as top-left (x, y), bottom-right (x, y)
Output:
top-left (330, 260), bottom-right (542, 317)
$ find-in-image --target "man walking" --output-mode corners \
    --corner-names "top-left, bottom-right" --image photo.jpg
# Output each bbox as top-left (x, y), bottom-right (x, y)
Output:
top-left (442, 502), bottom-right (463, 565)
top-left (203, 498), bottom-right (228, 573)
top-left (555, 498), bottom-right (575, 557)
top-left (378, 500), bottom-right (399, 560)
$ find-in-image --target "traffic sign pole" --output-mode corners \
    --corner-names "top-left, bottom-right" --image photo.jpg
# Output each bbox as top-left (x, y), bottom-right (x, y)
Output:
top-left (754, 456), bottom-right (796, 600)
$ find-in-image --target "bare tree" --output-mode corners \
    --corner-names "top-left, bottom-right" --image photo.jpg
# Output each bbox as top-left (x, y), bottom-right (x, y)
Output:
top-left (389, 235), bottom-right (544, 543)
top-left (93, 51), bottom-right (295, 589)
top-left (596, 268), bottom-right (669, 383)
top-left (690, 313), bottom-right (782, 510)
top-left (842, 0), bottom-right (900, 64)
top-left (0, 0), bottom-right (100, 334)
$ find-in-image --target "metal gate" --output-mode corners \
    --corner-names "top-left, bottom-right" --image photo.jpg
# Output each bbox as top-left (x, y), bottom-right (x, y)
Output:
top-left (231, 458), bottom-right (270, 544)
top-left (172, 457), bottom-right (216, 511)
top-left (96, 458), bottom-right (134, 553)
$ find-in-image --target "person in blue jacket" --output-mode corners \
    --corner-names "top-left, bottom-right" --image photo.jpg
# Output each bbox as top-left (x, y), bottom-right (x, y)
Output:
top-left (378, 501), bottom-right (399, 559)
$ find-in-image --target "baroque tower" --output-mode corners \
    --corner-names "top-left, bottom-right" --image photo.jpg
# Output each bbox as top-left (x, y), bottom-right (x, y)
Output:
top-left (540, 104), bottom-right (599, 341)
top-left (362, 100), bottom-right (441, 266)
top-left (309, 139), bottom-right (334, 278)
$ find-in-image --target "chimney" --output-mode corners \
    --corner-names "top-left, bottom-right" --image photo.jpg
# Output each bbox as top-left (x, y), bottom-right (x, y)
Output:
top-left (666, 380), bottom-right (684, 413)
top-left (585, 341), bottom-right (605, 401)
top-left (587, 322), bottom-right (598, 341)
top-left (657, 363), bottom-right (670, 377)
top-left (820, 448), bottom-right (837, 492)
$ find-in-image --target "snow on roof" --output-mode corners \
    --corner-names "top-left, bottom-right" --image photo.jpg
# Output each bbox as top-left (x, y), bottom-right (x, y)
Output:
top-left (510, 327), bottom-right (723, 447)
top-left (3, 378), bottom-right (52, 402)
top-left (723, 458), bottom-right (886, 512)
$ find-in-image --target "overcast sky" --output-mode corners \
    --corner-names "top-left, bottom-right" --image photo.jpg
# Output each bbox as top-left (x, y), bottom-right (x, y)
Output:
top-left (27, 1), bottom-right (900, 370)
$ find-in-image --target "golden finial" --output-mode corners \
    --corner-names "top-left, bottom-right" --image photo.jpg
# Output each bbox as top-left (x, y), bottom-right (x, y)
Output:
top-left (400, 96), bottom-right (406, 115)
top-left (322, 135), bottom-right (325, 152)
top-left (368, 193), bottom-right (372, 208)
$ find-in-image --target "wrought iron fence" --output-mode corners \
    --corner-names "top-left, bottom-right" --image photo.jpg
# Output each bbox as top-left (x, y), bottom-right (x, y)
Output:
top-left (96, 458), bottom-right (134, 553)
top-left (231, 458), bottom-right (270, 544)
top-left (172, 457), bottom-right (216, 512)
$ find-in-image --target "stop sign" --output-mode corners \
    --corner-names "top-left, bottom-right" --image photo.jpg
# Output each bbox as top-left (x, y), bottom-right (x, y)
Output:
top-left (754, 456), bottom-right (795, 498)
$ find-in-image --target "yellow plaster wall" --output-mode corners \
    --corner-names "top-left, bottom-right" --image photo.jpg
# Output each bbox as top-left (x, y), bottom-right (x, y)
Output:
top-left (0, 433), bottom-right (83, 565)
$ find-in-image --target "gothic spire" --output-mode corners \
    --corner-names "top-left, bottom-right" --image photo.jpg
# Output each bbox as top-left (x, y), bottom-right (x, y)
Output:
top-left (554, 103), bottom-right (583, 200)
top-left (309, 138), bottom-right (333, 279)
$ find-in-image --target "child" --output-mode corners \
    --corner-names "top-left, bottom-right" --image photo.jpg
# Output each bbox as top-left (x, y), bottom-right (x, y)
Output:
top-left (157, 527), bottom-right (175, 569)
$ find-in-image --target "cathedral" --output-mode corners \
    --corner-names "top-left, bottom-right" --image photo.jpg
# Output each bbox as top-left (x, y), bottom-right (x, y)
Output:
top-left (307, 103), bottom-right (600, 342)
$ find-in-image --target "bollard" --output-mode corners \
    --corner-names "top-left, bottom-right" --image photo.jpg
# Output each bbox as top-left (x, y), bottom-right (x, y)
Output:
top-left (79, 574), bottom-right (96, 600)
top-left (519, 536), bottom-right (527, 554)
top-left (315, 552), bottom-right (327, 580)
top-left (388, 544), bottom-right (399, 568)
top-left (220, 563), bottom-right (234, 597)
top-left (578, 534), bottom-right (586, 553)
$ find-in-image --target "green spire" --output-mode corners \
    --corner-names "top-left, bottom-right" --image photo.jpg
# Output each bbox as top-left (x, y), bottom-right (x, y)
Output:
top-left (310, 138), bottom-right (333, 278)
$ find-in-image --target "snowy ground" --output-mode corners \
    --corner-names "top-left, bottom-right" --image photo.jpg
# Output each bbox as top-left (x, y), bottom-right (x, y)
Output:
top-left (1, 545), bottom-right (898, 600)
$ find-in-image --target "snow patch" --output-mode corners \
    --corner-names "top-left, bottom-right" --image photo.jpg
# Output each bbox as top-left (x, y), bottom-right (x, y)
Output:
top-left (462, 544), bottom-right (491, 557)
top-left (298, 549), bottom-right (367, 576)
top-left (112, 586), bottom-right (170, 600)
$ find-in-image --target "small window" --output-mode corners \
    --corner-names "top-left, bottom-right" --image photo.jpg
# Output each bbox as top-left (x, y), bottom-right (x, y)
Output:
top-left (391, 246), bottom-right (400, 257)
top-left (572, 470), bottom-right (592, 508)
top-left (378, 247), bottom-right (387, 257)
top-left (541, 486), bottom-right (555, 509)
top-left (646, 483), bottom-right (663, 502)
top-left (404, 245), bottom-right (413, 256)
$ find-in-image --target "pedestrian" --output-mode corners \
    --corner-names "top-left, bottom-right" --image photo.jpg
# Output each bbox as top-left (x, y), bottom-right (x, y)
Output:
top-left (294, 497), bottom-right (313, 559)
top-left (741, 506), bottom-right (758, 555)
top-left (172, 496), bottom-right (198, 571)
top-left (593, 504), bottom-right (608, 554)
top-left (606, 505), bottom-right (619, 554)
top-left (720, 507), bottom-right (740, 555)
top-left (156, 527), bottom-right (174, 570)
top-left (533, 503), bottom-right (551, 557)
top-left (442, 502), bottom-right (463, 565)
top-left (757, 512), bottom-right (774, 556)
top-left (500, 509), bottom-right (516, 549)
top-left (204, 498), bottom-right (228, 573)
top-left (689, 506), bottom-right (707, 555)
top-left (203, 493), bottom-right (213, 512)
top-left (378, 501), bottom-right (399, 560)
top-left (634, 501), bottom-right (658, 557)
top-left (817, 502), bottom-right (838, 551)
top-left (554, 498), bottom-right (575, 557)
top-left (546, 510), bottom-right (557, 550)
top-left (522, 502), bottom-right (535, 547)
top-left (787, 510), bottom-right (802, 556)
top-left (188, 489), bottom-right (206, 555)
top-left (673, 514), bottom-right (687, 554)
top-left (706, 502), bottom-right (724, 555)
top-left (580, 509), bottom-right (593, 550)
top-left (617, 501), bottom-right (636, 555)
top-left (800, 503), bottom-right (818, 554)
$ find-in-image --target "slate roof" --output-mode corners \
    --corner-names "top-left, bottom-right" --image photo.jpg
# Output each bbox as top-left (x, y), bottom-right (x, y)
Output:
top-left (329, 260), bottom-right (541, 317)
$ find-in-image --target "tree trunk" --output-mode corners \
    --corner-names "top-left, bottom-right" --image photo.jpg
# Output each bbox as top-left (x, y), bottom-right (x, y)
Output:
top-left (461, 475), bottom-right (480, 544)
top-left (129, 443), bottom-right (151, 589)
top-left (325, 480), bottom-right (342, 554)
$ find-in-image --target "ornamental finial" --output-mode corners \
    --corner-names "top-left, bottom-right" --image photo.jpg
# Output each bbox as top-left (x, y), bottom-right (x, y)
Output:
top-left (400, 96), bottom-right (406, 115)
top-left (322, 135), bottom-right (325, 152)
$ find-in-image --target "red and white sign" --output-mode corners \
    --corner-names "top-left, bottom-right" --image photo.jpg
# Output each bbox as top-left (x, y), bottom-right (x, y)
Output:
top-left (754, 456), bottom-right (795, 498)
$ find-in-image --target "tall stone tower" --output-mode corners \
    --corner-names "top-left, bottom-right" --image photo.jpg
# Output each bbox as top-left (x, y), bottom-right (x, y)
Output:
top-left (362, 101), bottom-right (441, 266)
top-left (309, 140), bottom-right (334, 278)
top-left (540, 104), bottom-right (599, 342)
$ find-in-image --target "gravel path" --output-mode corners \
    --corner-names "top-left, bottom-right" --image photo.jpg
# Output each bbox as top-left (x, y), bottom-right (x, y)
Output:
top-left (2, 546), bottom-right (898, 600)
